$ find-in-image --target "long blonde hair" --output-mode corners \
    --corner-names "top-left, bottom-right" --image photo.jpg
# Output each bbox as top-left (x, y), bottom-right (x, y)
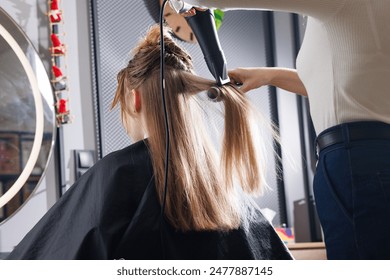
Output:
top-left (112, 25), bottom-right (268, 231)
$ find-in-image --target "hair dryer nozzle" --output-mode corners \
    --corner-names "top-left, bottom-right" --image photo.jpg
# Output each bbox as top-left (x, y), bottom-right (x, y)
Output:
top-left (185, 9), bottom-right (230, 86)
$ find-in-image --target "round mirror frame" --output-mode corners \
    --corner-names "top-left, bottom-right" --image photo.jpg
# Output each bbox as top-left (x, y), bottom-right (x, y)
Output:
top-left (0, 7), bottom-right (55, 223)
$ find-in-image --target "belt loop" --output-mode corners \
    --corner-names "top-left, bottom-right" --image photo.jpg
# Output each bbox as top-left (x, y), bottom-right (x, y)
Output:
top-left (314, 137), bottom-right (319, 160)
top-left (341, 123), bottom-right (351, 149)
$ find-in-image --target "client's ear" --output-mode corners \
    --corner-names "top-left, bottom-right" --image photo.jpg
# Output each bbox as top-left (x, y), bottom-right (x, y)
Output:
top-left (132, 89), bottom-right (142, 113)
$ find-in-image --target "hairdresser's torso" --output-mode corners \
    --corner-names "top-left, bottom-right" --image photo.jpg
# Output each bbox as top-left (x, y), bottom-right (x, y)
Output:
top-left (187, 0), bottom-right (390, 134)
top-left (296, 0), bottom-right (390, 134)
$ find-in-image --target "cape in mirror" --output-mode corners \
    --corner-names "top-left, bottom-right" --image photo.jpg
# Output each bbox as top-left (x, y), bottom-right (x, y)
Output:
top-left (0, 7), bottom-right (55, 223)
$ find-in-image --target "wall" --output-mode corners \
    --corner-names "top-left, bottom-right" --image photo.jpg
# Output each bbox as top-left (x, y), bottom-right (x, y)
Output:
top-left (272, 12), bottom-right (306, 227)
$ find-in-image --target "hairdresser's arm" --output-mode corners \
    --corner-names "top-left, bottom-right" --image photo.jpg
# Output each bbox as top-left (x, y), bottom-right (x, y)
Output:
top-left (184, 0), bottom-right (344, 20)
top-left (229, 67), bottom-right (307, 97)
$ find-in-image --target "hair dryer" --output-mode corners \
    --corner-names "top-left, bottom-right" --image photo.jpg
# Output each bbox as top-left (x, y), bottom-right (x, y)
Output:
top-left (169, 1), bottom-right (230, 100)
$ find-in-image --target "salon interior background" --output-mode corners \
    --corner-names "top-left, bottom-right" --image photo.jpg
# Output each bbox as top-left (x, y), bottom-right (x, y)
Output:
top-left (0, 0), bottom-right (319, 253)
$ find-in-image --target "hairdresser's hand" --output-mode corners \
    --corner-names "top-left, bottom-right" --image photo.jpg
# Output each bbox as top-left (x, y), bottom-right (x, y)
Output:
top-left (228, 67), bottom-right (271, 93)
top-left (229, 67), bottom-right (308, 96)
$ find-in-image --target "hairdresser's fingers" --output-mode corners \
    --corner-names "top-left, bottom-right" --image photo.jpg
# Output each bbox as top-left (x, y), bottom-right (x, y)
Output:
top-left (228, 69), bottom-right (244, 84)
top-left (228, 69), bottom-right (250, 92)
top-left (230, 67), bottom-right (271, 93)
top-left (228, 76), bottom-right (254, 93)
top-left (229, 68), bottom-right (262, 91)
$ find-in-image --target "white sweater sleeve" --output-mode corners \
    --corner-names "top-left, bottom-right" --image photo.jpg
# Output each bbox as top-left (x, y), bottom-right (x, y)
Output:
top-left (183, 0), bottom-right (347, 21)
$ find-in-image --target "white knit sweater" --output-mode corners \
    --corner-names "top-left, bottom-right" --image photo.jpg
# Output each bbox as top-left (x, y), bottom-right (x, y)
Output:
top-left (185, 0), bottom-right (390, 134)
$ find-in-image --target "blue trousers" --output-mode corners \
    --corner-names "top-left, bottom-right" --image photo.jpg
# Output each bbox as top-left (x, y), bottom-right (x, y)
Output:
top-left (313, 122), bottom-right (390, 260)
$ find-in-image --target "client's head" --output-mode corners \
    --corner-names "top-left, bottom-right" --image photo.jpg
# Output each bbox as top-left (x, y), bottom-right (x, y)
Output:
top-left (113, 25), bottom-right (213, 141)
top-left (112, 25), bottom-right (267, 231)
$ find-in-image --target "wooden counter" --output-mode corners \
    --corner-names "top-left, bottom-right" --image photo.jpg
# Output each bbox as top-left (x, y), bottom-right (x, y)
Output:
top-left (288, 242), bottom-right (327, 260)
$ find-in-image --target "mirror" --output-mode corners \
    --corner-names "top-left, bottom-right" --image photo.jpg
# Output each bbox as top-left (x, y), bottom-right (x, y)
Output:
top-left (0, 7), bottom-right (55, 223)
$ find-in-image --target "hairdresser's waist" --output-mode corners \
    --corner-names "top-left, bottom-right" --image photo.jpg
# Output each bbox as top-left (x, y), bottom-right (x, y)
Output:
top-left (315, 121), bottom-right (390, 153)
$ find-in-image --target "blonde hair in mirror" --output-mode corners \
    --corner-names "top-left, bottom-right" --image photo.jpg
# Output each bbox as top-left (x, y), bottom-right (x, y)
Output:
top-left (112, 24), bottom-right (272, 232)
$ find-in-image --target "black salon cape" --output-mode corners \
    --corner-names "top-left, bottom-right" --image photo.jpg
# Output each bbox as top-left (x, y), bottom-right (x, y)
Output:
top-left (7, 140), bottom-right (292, 260)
